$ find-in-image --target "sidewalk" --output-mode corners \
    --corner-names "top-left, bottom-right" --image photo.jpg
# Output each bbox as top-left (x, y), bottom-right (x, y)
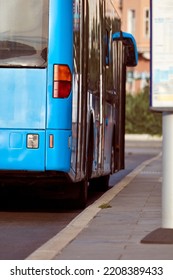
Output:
top-left (26, 151), bottom-right (173, 260)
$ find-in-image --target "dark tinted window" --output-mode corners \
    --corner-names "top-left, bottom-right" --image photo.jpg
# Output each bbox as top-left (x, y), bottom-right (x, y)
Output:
top-left (0, 0), bottom-right (49, 68)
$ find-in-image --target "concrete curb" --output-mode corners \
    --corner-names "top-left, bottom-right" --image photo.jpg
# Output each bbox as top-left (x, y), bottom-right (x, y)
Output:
top-left (125, 134), bottom-right (162, 141)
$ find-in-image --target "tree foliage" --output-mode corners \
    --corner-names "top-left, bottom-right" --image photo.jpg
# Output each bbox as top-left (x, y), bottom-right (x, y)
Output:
top-left (125, 87), bottom-right (162, 135)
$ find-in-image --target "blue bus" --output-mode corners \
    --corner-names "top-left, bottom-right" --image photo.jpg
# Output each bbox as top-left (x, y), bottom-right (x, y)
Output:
top-left (0, 0), bottom-right (138, 207)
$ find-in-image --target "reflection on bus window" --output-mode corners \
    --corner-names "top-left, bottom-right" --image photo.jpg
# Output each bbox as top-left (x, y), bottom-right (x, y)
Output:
top-left (0, 0), bottom-right (49, 68)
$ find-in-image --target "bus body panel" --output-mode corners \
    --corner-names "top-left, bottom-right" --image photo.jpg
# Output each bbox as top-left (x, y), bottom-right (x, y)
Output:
top-left (46, 129), bottom-right (71, 172)
top-left (46, 0), bottom-right (73, 130)
top-left (0, 130), bottom-right (45, 171)
top-left (0, 69), bottom-right (47, 129)
top-left (45, 0), bottom-right (73, 172)
top-left (0, 68), bottom-right (47, 171)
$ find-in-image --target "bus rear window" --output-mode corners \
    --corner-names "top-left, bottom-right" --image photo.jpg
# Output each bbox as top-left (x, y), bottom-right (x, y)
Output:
top-left (0, 0), bottom-right (49, 68)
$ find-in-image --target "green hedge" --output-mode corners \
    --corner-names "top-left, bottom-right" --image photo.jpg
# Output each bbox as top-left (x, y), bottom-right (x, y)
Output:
top-left (125, 87), bottom-right (162, 135)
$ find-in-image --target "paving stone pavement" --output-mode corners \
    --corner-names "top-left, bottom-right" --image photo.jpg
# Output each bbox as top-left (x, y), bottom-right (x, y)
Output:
top-left (53, 154), bottom-right (173, 260)
top-left (26, 151), bottom-right (173, 260)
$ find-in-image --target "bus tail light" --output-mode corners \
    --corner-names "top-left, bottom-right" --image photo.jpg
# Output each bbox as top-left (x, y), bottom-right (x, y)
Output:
top-left (53, 64), bottom-right (72, 98)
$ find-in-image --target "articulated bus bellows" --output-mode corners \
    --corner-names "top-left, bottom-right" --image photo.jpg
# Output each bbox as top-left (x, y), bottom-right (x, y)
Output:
top-left (53, 64), bottom-right (72, 98)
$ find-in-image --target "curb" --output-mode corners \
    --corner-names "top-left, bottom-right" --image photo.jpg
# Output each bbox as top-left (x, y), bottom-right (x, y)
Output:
top-left (125, 134), bottom-right (162, 141)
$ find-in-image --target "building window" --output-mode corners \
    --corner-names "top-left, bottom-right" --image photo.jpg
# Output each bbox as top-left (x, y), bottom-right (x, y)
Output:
top-left (144, 8), bottom-right (150, 38)
top-left (127, 9), bottom-right (135, 35)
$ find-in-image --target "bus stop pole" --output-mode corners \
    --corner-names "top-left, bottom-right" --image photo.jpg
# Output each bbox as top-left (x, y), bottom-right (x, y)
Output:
top-left (141, 112), bottom-right (173, 243)
top-left (162, 112), bottom-right (173, 228)
top-left (141, 0), bottom-right (173, 244)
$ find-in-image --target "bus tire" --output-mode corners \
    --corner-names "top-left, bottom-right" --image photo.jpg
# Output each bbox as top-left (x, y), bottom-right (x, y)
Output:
top-left (77, 179), bottom-right (88, 209)
top-left (89, 174), bottom-right (110, 192)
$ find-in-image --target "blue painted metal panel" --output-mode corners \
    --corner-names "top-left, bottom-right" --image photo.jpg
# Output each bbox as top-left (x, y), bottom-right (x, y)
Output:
top-left (47, 0), bottom-right (73, 130)
top-left (48, 0), bottom-right (73, 64)
top-left (0, 68), bottom-right (47, 129)
top-left (0, 0), bottom-right (73, 173)
top-left (46, 129), bottom-right (71, 172)
top-left (0, 130), bottom-right (45, 171)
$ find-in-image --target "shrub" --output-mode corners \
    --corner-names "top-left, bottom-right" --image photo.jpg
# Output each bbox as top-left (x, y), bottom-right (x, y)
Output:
top-left (125, 86), bottom-right (162, 135)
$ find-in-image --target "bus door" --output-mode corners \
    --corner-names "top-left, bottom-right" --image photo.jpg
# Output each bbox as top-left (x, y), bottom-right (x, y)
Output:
top-left (71, 0), bottom-right (87, 179)
top-left (112, 31), bottom-right (138, 170)
top-left (104, 0), bottom-right (121, 174)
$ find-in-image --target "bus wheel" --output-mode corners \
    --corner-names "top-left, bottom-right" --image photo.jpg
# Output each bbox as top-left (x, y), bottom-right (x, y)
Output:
top-left (77, 179), bottom-right (88, 209)
top-left (89, 174), bottom-right (110, 192)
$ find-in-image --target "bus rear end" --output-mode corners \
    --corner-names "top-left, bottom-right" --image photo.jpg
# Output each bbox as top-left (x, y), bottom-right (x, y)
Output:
top-left (0, 0), bottom-right (73, 174)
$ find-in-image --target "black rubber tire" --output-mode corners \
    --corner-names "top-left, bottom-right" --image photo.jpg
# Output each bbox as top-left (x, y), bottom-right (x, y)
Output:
top-left (89, 174), bottom-right (110, 192)
top-left (77, 179), bottom-right (88, 209)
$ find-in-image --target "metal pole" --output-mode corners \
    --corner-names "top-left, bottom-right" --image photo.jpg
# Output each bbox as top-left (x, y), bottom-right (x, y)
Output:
top-left (162, 112), bottom-right (173, 228)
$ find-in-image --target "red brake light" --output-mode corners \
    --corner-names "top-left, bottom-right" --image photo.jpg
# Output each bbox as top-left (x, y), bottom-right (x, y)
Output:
top-left (53, 65), bottom-right (72, 98)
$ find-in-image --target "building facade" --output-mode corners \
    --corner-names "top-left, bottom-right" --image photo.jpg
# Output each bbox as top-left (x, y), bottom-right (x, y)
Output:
top-left (115, 0), bottom-right (150, 94)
